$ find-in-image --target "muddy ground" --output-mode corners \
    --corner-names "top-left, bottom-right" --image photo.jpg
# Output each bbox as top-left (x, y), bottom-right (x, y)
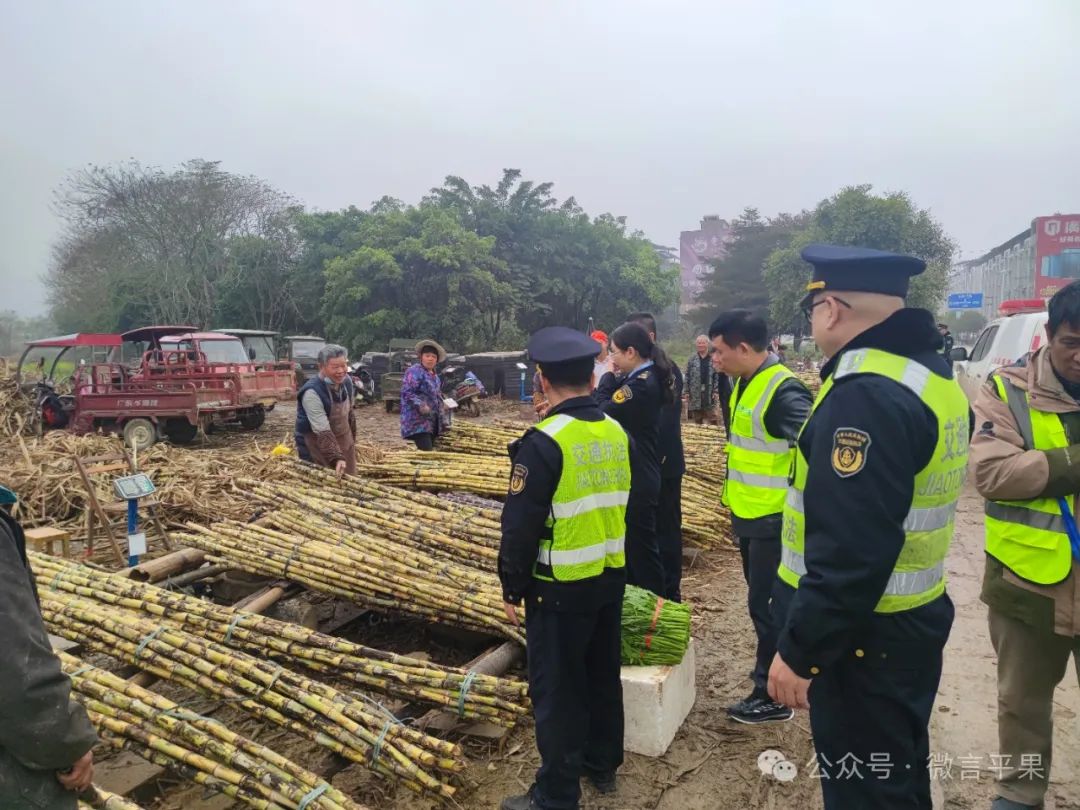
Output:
top-left (95, 401), bottom-right (1080, 809)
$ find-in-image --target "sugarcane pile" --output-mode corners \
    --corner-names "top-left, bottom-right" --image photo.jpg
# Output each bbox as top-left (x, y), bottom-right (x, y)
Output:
top-left (262, 459), bottom-right (502, 565)
top-left (620, 585), bottom-right (692, 666)
top-left (355, 450), bottom-right (510, 497)
top-left (41, 587), bottom-right (467, 799)
top-left (429, 421), bottom-right (734, 549)
top-left (795, 368), bottom-right (822, 396)
top-left (0, 429), bottom-right (287, 536)
top-left (34, 552), bottom-right (528, 727)
top-left (0, 365), bottom-right (35, 437)
top-left (174, 520), bottom-right (523, 645)
top-left (61, 652), bottom-right (368, 810)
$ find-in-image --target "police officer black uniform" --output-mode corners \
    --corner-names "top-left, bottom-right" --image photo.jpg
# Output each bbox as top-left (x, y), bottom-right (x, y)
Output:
top-left (594, 326), bottom-right (668, 597)
top-left (629, 313), bottom-right (686, 602)
top-left (768, 245), bottom-right (972, 810)
top-left (499, 327), bottom-right (630, 810)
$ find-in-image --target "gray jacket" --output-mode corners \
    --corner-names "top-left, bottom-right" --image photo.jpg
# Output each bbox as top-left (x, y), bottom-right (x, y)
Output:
top-left (0, 510), bottom-right (97, 810)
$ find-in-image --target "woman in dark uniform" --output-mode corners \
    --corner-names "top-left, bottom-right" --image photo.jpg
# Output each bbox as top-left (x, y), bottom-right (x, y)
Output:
top-left (594, 322), bottom-right (671, 595)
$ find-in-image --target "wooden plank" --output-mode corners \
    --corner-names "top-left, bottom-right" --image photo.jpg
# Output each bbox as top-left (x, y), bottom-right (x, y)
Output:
top-left (49, 634), bottom-right (80, 654)
top-left (413, 640), bottom-right (524, 739)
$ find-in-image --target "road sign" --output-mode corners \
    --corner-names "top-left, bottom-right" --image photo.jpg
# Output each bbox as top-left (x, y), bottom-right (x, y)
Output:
top-left (947, 293), bottom-right (983, 310)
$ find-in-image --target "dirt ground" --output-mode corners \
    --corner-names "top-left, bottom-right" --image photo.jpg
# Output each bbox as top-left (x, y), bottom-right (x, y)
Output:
top-left (97, 400), bottom-right (1080, 809)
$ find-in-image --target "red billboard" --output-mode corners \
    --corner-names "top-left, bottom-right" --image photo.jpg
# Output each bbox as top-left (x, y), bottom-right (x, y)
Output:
top-left (1034, 214), bottom-right (1080, 298)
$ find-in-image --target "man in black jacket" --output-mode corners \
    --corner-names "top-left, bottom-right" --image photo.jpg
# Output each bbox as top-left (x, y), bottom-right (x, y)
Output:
top-left (769, 245), bottom-right (971, 810)
top-left (0, 486), bottom-right (98, 810)
top-left (499, 327), bottom-right (630, 810)
top-left (710, 309), bottom-right (812, 724)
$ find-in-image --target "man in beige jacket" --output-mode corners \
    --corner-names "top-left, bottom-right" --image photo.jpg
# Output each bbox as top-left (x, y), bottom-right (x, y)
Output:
top-left (971, 281), bottom-right (1080, 810)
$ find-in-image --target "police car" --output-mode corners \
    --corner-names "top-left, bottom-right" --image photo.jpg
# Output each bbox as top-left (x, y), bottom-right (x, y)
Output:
top-left (952, 299), bottom-right (1049, 402)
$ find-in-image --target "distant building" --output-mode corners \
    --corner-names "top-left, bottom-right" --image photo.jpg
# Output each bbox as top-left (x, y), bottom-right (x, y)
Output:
top-left (679, 215), bottom-right (733, 312)
top-left (947, 214), bottom-right (1080, 319)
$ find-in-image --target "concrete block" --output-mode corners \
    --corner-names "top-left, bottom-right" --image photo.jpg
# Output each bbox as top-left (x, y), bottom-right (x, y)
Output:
top-left (621, 638), bottom-right (696, 757)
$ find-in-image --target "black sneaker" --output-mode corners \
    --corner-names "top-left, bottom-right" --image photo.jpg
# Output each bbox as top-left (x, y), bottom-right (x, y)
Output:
top-left (585, 769), bottom-right (616, 794)
top-left (500, 791), bottom-right (541, 810)
top-left (727, 696), bottom-right (794, 725)
top-left (726, 692), bottom-right (763, 717)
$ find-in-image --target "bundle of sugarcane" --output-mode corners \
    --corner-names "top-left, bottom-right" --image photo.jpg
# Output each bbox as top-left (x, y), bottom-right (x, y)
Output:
top-left (42, 593), bottom-right (464, 799)
top-left (354, 451), bottom-right (510, 497)
top-left (436, 421), bottom-right (522, 455)
top-left (244, 479), bottom-right (500, 567)
top-left (33, 553), bottom-right (529, 726)
top-left (680, 475), bottom-right (732, 550)
top-left (60, 653), bottom-right (368, 810)
top-left (278, 457), bottom-right (503, 534)
top-left (174, 521), bottom-right (524, 645)
top-left (78, 787), bottom-right (146, 810)
top-left (682, 422), bottom-right (728, 487)
top-left (619, 585), bottom-right (691, 666)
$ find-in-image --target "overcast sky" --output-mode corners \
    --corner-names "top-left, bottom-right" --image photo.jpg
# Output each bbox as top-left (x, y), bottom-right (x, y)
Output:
top-left (2, 1), bottom-right (1078, 317)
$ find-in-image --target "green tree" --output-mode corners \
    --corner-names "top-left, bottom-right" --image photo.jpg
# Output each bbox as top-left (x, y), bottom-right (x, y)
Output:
top-left (428, 170), bottom-right (678, 334)
top-left (763, 185), bottom-right (954, 341)
top-left (319, 204), bottom-right (510, 353)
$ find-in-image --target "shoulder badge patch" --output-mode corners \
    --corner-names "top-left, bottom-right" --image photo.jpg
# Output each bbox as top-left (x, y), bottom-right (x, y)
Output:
top-left (612, 385), bottom-right (633, 404)
top-left (831, 428), bottom-right (871, 478)
top-left (509, 463), bottom-right (529, 495)
top-left (638, 370), bottom-right (650, 380)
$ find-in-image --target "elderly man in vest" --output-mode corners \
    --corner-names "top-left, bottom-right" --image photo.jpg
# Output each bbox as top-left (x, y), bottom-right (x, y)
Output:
top-left (294, 344), bottom-right (357, 477)
top-left (768, 245), bottom-right (971, 810)
top-left (499, 327), bottom-right (630, 810)
top-left (971, 280), bottom-right (1080, 810)
top-left (710, 309), bottom-right (811, 724)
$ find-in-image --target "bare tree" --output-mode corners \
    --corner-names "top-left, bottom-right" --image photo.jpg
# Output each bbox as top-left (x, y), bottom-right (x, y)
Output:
top-left (47, 159), bottom-right (300, 330)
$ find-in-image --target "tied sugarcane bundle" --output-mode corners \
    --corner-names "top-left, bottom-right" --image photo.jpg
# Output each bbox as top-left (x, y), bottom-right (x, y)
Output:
top-left (391, 421), bottom-right (737, 551)
top-left (32, 553), bottom-right (529, 726)
top-left (620, 585), bottom-right (691, 666)
top-left (276, 458), bottom-right (504, 545)
top-left (61, 653), bottom-right (368, 810)
top-left (355, 451), bottom-right (511, 497)
top-left (174, 521), bottom-right (525, 645)
top-left (240, 478), bottom-right (499, 571)
top-left (41, 590), bottom-right (466, 799)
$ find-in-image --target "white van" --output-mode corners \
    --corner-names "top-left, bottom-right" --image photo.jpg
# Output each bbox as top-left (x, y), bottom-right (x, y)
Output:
top-left (952, 300), bottom-right (1049, 402)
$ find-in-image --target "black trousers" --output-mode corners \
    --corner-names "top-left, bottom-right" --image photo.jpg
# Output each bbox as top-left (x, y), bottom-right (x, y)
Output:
top-left (809, 651), bottom-right (943, 809)
top-left (410, 432), bottom-right (434, 451)
top-left (625, 489), bottom-right (665, 596)
top-left (737, 535), bottom-right (781, 695)
top-left (526, 600), bottom-right (624, 810)
top-left (656, 475), bottom-right (683, 601)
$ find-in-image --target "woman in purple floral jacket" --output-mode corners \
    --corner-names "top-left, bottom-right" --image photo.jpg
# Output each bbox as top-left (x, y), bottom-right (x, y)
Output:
top-left (400, 339), bottom-right (447, 450)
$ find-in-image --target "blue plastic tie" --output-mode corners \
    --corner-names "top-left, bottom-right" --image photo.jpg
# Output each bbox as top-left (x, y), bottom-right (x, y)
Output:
top-left (297, 782), bottom-right (330, 810)
top-left (370, 720), bottom-right (392, 765)
top-left (135, 627), bottom-right (163, 658)
top-left (457, 670), bottom-right (478, 718)
top-left (223, 613), bottom-right (245, 645)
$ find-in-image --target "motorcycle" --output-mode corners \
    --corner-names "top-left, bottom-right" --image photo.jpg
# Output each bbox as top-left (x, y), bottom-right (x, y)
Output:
top-left (440, 367), bottom-right (485, 417)
top-left (347, 362), bottom-right (376, 406)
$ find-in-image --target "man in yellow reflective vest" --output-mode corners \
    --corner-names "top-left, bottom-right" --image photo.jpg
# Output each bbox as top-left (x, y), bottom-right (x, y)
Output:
top-left (709, 309), bottom-right (811, 724)
top-left (768, 245), bottom-right (971, 810)
top-left (498, 327), bottom-right (630, 810)
top-left (971, 280), bottom-right (1080, 810)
